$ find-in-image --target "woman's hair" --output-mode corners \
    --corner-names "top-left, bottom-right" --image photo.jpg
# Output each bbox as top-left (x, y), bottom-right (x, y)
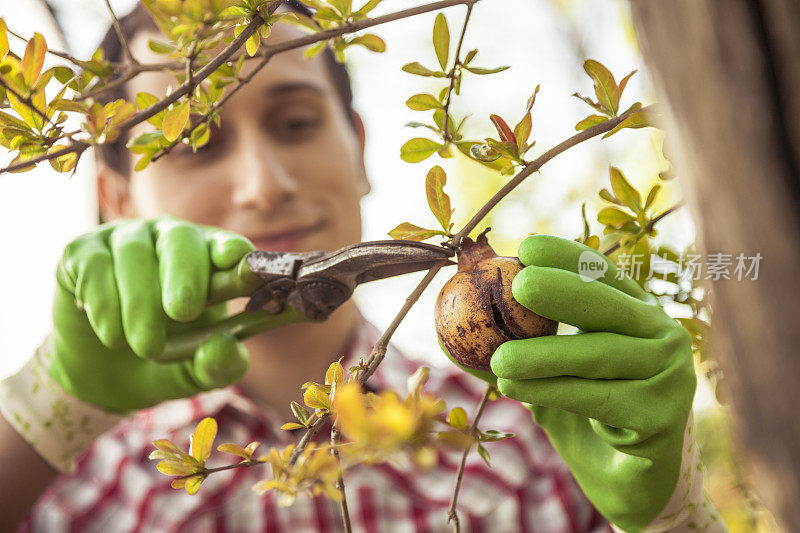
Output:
top-left (94, 0), bottom-right (356, 178)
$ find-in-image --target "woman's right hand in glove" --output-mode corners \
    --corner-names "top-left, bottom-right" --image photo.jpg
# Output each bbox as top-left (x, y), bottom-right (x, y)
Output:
top-left (49, 215), bottom-right (305, 413)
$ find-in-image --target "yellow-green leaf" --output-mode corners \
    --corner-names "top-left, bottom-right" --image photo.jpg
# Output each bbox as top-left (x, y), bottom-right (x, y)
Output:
top-left (583, 59), bottom-right (618, 115)
top-left (189, 417), bottom-right (217, 462)
top-left (349, 34), bottom-right (385, 52)
top-left (609, 166), bottom-right (642, 212)
top-left (425, 165), bottom-right (452, 232)
top-left (157, 459), bottom-right (198, 476)
top-left (47, 145), bottom-right (78, 173)
top-left (21, 32), bottom-right (47, 87)
top-left (463, 65), bottom-right (510, 75)
top-left (325, 359), bottom-right (344, 386)
top-left (0, 19), bottom-right (9, 62)
top-left (245, 32), bottom-right (260, 57)
top-left (598, 206), bottom-right (636, 228)
top-left (575, 114), bottom-right (607, 131)
top-left (280, 422), bottom-right (305, 430)
top-left (184, 474), bottom-right (205, 495)
top-left (406, 93), bottom-right (441, 111)
top-left (602, 107), bottom-right (651, 139)
top-left (448, 407), bottom-right (467, 429)
top-left (162, 102), bottom-right (190, 142)
top-left (645, 184), bottom-right (661, 211)
top-left (217, 443), bottom-right (248, 458)
top-left (400, 137), bottom-right (442, 163)
top-left (433, 13), bottom-right (449, 71)
top-left (388, 222), bottom-right (445, 242)
top-left (514, 112), bottom-right (532, 154)
top-left (304, 385), bottom-right (330, 410)
top-left (401, 62), bottom-right (445, 78)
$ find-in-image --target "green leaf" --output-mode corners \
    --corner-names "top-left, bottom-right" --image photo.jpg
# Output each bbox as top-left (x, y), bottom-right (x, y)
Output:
top-left (401, 62), bottom-right (446, 78)
top-left (406, 93), bottom-right (441, 111)
top-left (476, 443), bottom-right (491, 466)
top-left (602, 106), bottom-right (651, 138)
top-left (463, 48), bottom-right (477, 65)
top-left (388, 222), bottom-right (446, 242)
top-left (189, 123), bottom-right (210, 151)
top-left (599, 188), bottom-right (623, 206)
top-left (447, 407), bottom-right (467, 429)
top-left (598, 206), bottom-right (636, 228)
top-left (354, 0), bottom-right (383, 17)
top-left (433, 13), bottom-right (450, 71)
top-left (400, 137), bottom-right (442, 163)
top-left (425, 165), bottom-right (452, 231)
top-left (189, 417), bottom-right (217, 462)
top-left (21, 32), bottom-right (47, 87)
top-left (305, 40), bottom-right (327, 59)
top-left (463, 65), bottom-right (510, 75)
top-left (162, 102), bottom-right (190, 142)
top-left (575, 114), bottom-right (607, 131)
top-left (291, 401), bottom-right (310, 425)
top-left (348, 34), bottom-right (385, 52)
top-left (329, 0), bottom-right (351, 17)
top-left (479, 429), bottom-right (514, 442)
top-left (583, 59), bottom-right (618, 115)
top-left (136, 92), bottom-right (159, 110)
top-left (148, 39), bottom-right (177, 55)
top-left (609, 166), bottom-right (642, 212)
top-left (645, 184), bottom-right (661, 211)
top-left (280, 422), bottom-right (305, 430)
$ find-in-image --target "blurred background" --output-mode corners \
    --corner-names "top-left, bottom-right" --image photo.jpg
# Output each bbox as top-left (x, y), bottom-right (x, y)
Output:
top-left (0, 0), bottom-right (781, 529)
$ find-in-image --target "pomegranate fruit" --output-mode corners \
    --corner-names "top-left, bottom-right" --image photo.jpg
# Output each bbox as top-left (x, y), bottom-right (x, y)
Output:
top-left (434, 230), bottom-right (558, 371)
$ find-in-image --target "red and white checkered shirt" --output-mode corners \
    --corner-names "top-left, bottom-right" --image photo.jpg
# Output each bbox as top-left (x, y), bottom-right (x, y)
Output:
top-left (20, 316), bottom-right (611, 533)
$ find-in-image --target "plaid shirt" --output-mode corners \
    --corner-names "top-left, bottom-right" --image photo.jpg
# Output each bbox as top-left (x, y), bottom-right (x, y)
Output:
top-left (20, 316), bottom-right (611, 533)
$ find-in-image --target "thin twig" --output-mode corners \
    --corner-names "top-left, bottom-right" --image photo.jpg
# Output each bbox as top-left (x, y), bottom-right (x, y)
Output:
top-left (103, 0), bottom-right (139, 65)
top-left (330, 426), bottom-right (353, 533)
top-left (447, 387), bottom-right (492, 532)
top-left (441, 2), bottom-right (474, 143)
top-left (602, 201), bottom-right (684, 256)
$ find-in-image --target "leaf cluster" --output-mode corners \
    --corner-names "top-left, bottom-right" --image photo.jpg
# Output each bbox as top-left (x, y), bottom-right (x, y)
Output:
top-left (573, 59), bottom-right (650, 139)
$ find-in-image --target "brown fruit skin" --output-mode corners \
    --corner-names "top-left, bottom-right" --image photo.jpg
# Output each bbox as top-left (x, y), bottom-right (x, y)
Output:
top-left (434, 233), bottom-right (558, 371)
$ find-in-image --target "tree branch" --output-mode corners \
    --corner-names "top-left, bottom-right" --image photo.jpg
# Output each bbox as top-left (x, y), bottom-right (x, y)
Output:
top-left (602, 201), bottom-right (684, 256)
top-left (103, 0), bottom-right (139, 66)
top-left (331, 425), bottom-right (353, 533)
top-left (447, 386), bottom-right (492, 532)
top-left (441, 2), bottom-right (474, 143)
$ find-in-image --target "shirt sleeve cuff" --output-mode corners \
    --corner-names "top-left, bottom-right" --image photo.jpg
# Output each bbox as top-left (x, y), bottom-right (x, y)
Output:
top-left (0, 336), bottom-right (128, 474)
top-left (611, 412), bottom-right (728, 533)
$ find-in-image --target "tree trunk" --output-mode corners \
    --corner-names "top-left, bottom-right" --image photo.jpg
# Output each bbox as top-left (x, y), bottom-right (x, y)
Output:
top-left (629, 1), bottom-right (800, 529)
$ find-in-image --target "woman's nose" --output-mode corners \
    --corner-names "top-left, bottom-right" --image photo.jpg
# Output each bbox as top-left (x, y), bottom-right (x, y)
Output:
top-left (230, 139), bottom-right (299, 212)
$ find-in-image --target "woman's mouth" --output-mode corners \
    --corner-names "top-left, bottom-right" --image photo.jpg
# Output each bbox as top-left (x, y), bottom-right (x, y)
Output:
top-left (248, 220), bottom-right (326, 252)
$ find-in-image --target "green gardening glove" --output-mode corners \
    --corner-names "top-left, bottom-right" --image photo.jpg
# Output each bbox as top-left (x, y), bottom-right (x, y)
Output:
top-left (49, 216), bottom-right (306, 413)
top-left (488, 235), bottom-right (697, 532)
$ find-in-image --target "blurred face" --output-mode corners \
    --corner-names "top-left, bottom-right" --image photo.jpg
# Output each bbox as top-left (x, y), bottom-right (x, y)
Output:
top-left (109, 21), bottom-right (369, 252)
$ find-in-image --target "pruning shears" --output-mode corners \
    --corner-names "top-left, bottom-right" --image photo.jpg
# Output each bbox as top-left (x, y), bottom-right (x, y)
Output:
top-left (243, 240), bottom-right (456, 320)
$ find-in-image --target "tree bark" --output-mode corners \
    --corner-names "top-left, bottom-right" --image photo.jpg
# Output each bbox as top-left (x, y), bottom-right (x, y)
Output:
top-left (629, 1), bottom-right (800, 530)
